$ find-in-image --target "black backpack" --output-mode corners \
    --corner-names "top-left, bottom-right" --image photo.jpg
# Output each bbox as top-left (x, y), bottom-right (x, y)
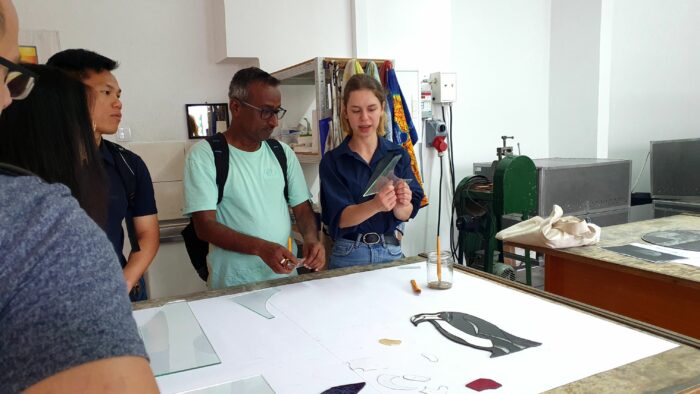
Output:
top-left (181, 133), bottom-right (289, 281)
top-left (102, 140), bottom-right (141, 252)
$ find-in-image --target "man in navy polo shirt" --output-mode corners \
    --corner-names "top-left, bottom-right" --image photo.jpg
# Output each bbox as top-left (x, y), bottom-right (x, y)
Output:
top-left (48, 49), bottom-right (159, 301)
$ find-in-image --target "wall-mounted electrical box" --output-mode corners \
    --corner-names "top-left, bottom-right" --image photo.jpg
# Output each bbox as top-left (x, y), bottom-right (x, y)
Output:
top-left (429, 72), bottom-right (457, 103)
top-left (425, 119), bottom-right (447, 145)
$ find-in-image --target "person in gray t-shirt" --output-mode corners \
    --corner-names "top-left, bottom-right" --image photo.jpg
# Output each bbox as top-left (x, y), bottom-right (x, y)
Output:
top-left (0, 175), bottom-right (155, 393)
top-left (0, 1), bottom-right (158, 392)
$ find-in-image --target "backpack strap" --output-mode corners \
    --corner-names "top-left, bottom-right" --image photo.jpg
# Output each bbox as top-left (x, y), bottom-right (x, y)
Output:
top-left (201, 136), bottom-right (286, 205)
top-left (103, 140), bottom-right (140, 252)
top-left (205, 133), bottom-right (230, 205)
top-left (205, 133), bottom-right (229, 205)
top-left (0, 162), bottom-right (34, 177)
top-left (265, 139), bottom-right (289, 203)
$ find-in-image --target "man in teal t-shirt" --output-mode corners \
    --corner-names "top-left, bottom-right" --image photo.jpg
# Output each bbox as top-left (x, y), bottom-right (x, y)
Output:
top-left (184, 67), bottom-right (325, 288)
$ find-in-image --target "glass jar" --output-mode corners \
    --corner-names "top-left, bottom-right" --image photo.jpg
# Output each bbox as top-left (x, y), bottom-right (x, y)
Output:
top-left (426, 251), bottom-right (454, 289)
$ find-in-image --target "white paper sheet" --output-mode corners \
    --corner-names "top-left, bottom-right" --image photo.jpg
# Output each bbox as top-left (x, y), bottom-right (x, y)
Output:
top-left (134, 262), bottom-right (677, 393)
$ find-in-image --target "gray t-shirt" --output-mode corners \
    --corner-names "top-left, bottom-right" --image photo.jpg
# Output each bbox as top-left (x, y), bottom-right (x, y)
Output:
top-left (0, 175), bottom-right (149, 393)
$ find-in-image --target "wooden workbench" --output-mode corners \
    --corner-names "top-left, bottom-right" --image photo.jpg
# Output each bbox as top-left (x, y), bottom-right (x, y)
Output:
top-left (134, 255), bottom-right (700, 393)
top-left (505, 214), bottom-right (700, 340)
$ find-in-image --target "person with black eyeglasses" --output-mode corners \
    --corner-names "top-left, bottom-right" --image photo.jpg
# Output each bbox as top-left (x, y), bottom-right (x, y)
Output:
top-left (0, 1), bottom-right (158, 392)
top-left (183, 67), bottom-right (325, 289)
top-left (0, 55), bottom-right (36, 105)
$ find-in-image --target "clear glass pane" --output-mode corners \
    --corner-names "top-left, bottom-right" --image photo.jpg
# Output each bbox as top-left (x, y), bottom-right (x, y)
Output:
top-left (181, 375), bottom-right (276, 394)
top-left (138, 301), bottom-right (220, 376)
top-left (363, 154), bottom-right (405, 197)
top-left (230, 288), bottom-right (280, 319)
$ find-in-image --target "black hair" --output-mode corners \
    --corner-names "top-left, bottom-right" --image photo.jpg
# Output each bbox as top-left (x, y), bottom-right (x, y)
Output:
top-left (0, 64), bottom-right (108, 227)
top-left (228, 67), bottom-right (280, 100)
top-left (46, 49), bottom-right (119, 80)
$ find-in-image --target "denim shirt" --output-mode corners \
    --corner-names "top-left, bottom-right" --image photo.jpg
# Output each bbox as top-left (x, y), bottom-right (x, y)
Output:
top-left (319, 136), bottom-right (424, 240)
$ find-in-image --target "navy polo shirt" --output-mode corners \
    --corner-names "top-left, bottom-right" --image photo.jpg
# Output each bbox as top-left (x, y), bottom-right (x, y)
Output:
top-left (320, 136), bottom-right (424, 240)
top-left (99, 141), bottom-right (158, 267)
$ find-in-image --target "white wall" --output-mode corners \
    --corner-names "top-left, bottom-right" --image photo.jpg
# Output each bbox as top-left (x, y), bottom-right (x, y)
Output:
top-left (450, 0), bottom-right (552, 172)
top-left (606, 0), bottom-right (700, 193)
top-left (17, 0), bottom-right (357, 142)
top-left (16, 0), bottom-right (243, 142)
top-left (222, 0), bottom-right (353, 72)
top-left (447, 0), bottom-right (551, 252)
top-left (354, 0), bottom-right (452, 73)
top-left (548, 0), bottom-right (601, 158)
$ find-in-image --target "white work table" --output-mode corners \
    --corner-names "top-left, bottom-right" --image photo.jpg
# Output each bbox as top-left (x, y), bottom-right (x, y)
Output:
top-left (133, 257), bottom-right (700, 393)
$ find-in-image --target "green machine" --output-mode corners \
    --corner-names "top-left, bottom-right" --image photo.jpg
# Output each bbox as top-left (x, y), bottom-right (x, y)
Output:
top-left (454, 138), bottom-right (538, 283)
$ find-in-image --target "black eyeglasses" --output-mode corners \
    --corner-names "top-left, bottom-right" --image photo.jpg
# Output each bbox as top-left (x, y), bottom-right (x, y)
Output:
top-left (237, 98), bottom-right (287, 120)
top-left (0, 56), bottom-right (37, 100)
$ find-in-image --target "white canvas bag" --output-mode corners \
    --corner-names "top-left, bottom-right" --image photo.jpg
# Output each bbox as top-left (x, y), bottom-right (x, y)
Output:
top-left (495, 205), bottom-right (601, 248)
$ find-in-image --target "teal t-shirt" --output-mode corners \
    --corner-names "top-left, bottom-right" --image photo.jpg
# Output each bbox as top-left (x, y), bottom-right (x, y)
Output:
top-left (183, 139), bottom-right (310, 289)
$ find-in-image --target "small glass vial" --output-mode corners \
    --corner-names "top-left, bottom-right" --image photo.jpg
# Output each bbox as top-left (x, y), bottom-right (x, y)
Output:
top-left (427, 251), bottom-right (453, 289)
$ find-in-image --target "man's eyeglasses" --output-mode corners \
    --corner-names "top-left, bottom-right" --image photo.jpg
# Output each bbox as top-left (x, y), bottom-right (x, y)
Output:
top-left (237, 98), bottom-right (286, 120)
top-left (0, 56), bottom-right (37, 100)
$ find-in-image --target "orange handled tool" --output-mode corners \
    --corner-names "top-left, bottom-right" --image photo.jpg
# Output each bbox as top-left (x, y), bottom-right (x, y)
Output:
top-left (410, 279), bottom-right (422, 294)
top-left (436, 237), bottom-right (442, 282)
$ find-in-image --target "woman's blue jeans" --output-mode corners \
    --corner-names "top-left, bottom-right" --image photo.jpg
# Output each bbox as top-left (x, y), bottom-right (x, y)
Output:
top-left (328, 238), bottom-right (404, 269)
